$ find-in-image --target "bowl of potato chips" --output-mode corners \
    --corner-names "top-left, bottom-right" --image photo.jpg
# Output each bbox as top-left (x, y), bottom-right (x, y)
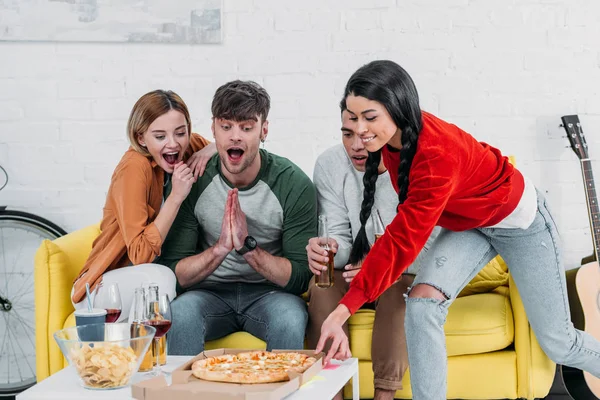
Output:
top-left (54, 323), bottom-right (156, 390)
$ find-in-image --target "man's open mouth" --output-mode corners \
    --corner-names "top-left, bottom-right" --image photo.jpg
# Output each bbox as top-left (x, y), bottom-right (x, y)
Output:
top-left (163, 151), bottom-right (179, 165)
top-left (227, 148), bottom-right (245, 161)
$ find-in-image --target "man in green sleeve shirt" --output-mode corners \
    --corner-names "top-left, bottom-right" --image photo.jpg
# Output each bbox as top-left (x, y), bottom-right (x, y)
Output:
top-left (158, 80), bottom-right (317, 355)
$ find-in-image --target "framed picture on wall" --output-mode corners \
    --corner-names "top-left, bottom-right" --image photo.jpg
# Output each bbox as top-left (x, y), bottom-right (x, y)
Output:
top-left (0, 0), bottom-right (222, 44)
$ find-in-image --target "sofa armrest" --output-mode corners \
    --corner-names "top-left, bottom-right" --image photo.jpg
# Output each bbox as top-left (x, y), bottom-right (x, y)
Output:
top-left (509, 274), bottom-right (555, 399)
top-left (34, 224), bottom-right (100, 381)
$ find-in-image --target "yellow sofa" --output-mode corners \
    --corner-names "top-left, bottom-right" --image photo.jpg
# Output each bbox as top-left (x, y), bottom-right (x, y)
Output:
top-left (35, 224), bottom-right (556, 399)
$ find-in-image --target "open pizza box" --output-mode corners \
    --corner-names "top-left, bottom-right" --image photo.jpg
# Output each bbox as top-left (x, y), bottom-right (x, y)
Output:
top-left (131, 348), bottom-right (325, 400)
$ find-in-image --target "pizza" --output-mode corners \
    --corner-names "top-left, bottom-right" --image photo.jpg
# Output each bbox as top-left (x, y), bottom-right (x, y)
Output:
top-left (191, 351), bottom-right (318, 384)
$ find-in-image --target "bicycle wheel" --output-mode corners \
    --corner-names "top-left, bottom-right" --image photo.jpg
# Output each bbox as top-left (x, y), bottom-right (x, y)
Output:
top-left (0, 208), bottom-right (67, 395)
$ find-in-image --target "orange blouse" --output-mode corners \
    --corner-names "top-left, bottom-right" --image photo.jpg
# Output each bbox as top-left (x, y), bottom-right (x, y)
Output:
top-left (72, 133), bottom-right (210, 303)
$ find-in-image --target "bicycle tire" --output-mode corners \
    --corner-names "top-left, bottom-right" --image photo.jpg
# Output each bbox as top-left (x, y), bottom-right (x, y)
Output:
top-left (0, 208), bottom-right (67, 238)
top-left (0, 209), bottom-right (67, 396)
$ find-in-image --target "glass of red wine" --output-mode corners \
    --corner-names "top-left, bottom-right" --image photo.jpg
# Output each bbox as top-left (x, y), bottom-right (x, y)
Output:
top-left (145, 292), bottom-right (172, 376)
top-left (93, 283), bottom-right (122, 323)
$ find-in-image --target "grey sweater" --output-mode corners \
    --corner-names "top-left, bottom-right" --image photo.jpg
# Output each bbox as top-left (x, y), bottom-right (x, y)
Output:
top-left (313, 144), bottom-right (438, 273)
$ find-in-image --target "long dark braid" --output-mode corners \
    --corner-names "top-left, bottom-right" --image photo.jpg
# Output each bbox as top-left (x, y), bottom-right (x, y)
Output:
top-left (349, 149), bottom-right (381, 265)
top-left (396, 125), bottom-right (419, 204)
top-left (346, 60), bottom-right (423, 265)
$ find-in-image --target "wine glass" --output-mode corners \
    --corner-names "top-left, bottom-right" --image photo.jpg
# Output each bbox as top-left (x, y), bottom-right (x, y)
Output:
top-left (145, 293), bottom-right (172, 376)
top-left (93, 283), bottom-right (122, 323)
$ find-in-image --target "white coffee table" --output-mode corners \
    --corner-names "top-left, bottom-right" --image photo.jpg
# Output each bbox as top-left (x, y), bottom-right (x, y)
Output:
top-left (17, 356), bottom-right (359, 400)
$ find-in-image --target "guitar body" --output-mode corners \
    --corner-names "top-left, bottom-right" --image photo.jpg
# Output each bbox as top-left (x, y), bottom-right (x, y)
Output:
top-left (559, 115), bottom-right (600, 399)
top-left (576, 262), bottom-right (600, 397)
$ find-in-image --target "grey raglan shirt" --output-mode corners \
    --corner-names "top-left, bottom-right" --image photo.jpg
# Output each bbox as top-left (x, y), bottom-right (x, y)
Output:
top-left (158, 149), bottom-right (317, 295)
top-left (314, 144), bottom-right (439, 273)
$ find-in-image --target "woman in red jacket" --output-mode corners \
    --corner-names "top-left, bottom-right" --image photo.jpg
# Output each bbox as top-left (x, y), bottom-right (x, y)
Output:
top-left (316, 60), bottom-right (600, 400)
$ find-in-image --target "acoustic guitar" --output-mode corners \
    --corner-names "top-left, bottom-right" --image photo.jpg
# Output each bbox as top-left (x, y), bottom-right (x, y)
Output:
top-left (560, 114), bottom-right (600, 399)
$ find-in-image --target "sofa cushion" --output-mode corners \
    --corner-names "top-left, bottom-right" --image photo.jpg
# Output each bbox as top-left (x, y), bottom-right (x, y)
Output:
top-left (205, 331), bottom-right (266, 350)
top-left (446, 287), bottom-right (514, 356)
top-left (458, 256), bottom-right (509, 297)
top-left (63, 312), bottom-right (76, 330)
top-left (36, 239), bottom-right (88, 379)
top-left (54, 224), bottom-right (101, 278)
top-left (346, 351), bottom-right (518, 400)
top-left (348, 286), bottom-right (514, 360)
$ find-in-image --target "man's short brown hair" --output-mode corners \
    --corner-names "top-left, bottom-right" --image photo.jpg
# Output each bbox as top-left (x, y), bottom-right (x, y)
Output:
top-left (211, 80), bottom-right (270, 122)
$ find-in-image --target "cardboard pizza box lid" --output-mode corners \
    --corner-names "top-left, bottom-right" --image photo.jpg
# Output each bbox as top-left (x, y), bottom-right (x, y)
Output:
top-left (131, 348), bottom-right (324, 400)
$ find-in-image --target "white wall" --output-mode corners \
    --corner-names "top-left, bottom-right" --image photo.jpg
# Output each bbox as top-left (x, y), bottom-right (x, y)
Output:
top-left (1, 0), bottom-right (599, 269)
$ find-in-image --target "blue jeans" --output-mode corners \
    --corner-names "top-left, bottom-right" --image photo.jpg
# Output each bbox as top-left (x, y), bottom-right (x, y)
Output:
top-left (405, 189), bottom-right (600, 399)
top-left (168, 283), bottom-right (308, 355)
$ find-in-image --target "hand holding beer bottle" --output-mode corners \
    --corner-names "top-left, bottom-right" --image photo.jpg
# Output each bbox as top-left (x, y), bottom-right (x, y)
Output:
top-left (316, 215), bottom-right (335, 288)
top-left (306, 215), bottom-right (337, 288)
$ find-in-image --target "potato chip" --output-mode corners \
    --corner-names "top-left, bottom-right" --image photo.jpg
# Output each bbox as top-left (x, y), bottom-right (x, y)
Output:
top-left (69, 343), bottom-right (138, 389)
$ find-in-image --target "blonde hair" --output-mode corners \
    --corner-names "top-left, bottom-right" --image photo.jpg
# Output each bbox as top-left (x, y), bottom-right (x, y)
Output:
top-left (127, 90), bottom-right (192, 157)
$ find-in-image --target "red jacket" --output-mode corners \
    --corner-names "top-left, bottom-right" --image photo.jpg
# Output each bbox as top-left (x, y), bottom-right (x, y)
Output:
top-left (340, 112), bottom-right (524, 314)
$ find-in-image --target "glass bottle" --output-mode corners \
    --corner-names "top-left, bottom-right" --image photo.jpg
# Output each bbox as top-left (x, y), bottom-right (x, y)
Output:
top-left (316, 215), bottom-right (334, 288)
top-left (148, 283), bottom-right (167, 366)
top-left (131, 287), bottom-right (153, 372)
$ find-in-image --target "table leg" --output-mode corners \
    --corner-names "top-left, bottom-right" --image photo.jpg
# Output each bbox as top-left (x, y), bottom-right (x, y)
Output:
top-left (352, 367), bottom-right (359, 400)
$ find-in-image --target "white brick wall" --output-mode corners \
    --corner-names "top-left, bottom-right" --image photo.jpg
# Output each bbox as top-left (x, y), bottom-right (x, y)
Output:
top-left (1, 0), bottom-right (599, 269)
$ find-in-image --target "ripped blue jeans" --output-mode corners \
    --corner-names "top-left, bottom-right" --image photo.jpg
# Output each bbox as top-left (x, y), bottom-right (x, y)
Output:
top-left (405, 189), bottom-right (600, 399)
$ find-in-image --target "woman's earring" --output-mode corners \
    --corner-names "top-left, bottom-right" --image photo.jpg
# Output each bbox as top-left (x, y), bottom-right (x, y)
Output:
top-left (261, 139), bottom-right (265, 149)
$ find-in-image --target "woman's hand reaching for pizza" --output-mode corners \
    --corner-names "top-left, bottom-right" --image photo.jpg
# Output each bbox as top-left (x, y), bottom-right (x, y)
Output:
top-left (315, 304), bottom-right (352, 365)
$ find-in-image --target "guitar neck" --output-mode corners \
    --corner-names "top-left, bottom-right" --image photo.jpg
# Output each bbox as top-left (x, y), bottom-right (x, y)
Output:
top-left (581, 159), bottom-right (600, 260)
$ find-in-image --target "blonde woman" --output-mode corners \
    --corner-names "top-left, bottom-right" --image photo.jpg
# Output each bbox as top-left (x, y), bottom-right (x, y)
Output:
top-left (72, 90), bottom-right (215, 320)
